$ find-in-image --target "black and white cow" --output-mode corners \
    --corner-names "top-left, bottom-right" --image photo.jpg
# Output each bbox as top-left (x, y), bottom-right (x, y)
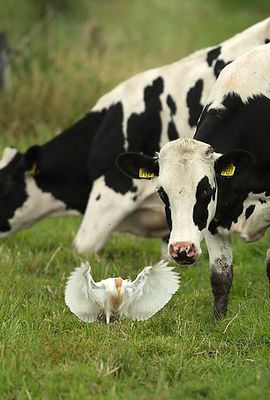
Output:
top-left (1, 18), bottom-right (270, 253)
top-left (117, 43), bottom-right (270, 319)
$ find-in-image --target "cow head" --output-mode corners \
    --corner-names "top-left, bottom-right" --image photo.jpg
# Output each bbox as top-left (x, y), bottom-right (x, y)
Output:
top-left (116, 138), bottom-right (253, 264)
top-left (0, 145), bottom-right (69, 237)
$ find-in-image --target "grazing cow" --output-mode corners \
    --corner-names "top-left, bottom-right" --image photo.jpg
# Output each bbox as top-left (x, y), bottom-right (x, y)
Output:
top-left (1, 19), bottom-right (270, 253)
top-left (117, 44), bottom-right (270, 319)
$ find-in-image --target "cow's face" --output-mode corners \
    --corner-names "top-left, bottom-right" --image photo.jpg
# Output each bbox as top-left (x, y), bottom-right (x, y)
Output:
top-left (155, 139), bottom-right (217, 264)
top-left (116, 138), bottom-right (253, 265)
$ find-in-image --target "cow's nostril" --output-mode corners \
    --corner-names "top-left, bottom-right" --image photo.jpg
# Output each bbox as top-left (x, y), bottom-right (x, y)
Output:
top-left (169, 242), bottom-right (197, 264)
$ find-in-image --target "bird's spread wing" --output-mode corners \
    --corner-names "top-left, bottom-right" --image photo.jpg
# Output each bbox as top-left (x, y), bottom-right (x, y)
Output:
top-left (65, 261), bottom-right (106, 323)
top-left (123, 260), bottom-right (180, 321)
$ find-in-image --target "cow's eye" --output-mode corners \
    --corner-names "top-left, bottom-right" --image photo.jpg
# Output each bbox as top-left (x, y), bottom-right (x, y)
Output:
top-left (157, 187), bottom-right (169, 204)
top-left (200, 187), bottom-right (212, 200)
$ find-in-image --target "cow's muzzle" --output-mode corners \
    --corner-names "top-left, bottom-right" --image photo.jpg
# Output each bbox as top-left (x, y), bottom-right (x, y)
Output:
top-left (169, 241), bottom-right (198, 265)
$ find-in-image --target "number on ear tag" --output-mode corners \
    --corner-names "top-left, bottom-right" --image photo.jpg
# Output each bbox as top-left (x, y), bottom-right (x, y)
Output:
top-left (139, 167), bottom-right (155, 178)
top-left (221, 163), bottom-right (235, 177)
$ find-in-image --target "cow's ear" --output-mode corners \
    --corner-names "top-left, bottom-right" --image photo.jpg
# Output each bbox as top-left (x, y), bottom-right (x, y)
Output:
top-left (214, 150), bottom-right (253, 178)
top-left (116, 152), bottom-right (159, 179)
top-left (24, 145), bottom-right (41, 176)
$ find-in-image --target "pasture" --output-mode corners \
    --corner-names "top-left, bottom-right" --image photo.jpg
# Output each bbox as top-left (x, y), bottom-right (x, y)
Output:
top-left (0, 1), bottom-right (270, 398)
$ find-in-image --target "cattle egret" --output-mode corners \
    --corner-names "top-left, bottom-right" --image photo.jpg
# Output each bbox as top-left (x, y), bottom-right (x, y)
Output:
top-left (65, 260), bottom-right (180, 324)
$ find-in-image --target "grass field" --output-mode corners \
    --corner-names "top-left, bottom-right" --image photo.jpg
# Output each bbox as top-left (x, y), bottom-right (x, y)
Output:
top-left (0, 1), bottom-right (270, 399)
top-left (1, 220), bottom-right (270, 399)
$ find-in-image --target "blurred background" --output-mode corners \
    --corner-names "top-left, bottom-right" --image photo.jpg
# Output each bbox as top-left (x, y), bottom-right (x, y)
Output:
top-left (0, 0), bottom-right (269, 146)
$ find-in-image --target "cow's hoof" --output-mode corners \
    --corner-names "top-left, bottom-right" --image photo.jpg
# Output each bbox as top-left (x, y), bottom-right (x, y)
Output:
top-left (213, 308), bottom-right (227, 321)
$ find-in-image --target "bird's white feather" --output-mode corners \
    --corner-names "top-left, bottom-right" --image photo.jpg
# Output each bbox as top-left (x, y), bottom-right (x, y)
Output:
top-left (123, 260), bottom-right (180, 321)
top-left (65, 262), bottom-right (106, 322)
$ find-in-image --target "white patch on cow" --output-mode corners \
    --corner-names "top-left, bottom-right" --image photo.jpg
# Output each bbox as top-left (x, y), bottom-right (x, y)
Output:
top-left (218, 17), bottom-right (270, 60)
top-left (117, 192), bottom-right (168, 237)
top-left (73, 175), bottom-right (157, 253)
top-left (0, 147), bottom-right (18, 169)
top-left (1, 177), bottom-right (79, 237)
top-left (208, 43), bottom-right (270, 109)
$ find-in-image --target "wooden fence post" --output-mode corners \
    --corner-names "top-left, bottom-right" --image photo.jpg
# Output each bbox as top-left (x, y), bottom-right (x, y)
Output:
top-left (0, 31), bottom-right (10, 90)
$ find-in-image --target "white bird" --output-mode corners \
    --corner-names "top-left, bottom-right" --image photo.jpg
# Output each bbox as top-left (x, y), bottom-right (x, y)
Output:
top-left (65, 260), bottom-right (180, 324)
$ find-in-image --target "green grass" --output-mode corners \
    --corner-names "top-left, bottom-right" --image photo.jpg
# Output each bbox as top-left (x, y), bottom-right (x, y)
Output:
top-left (0, 218), bottom-right (270, 399)
top-left (1, 1), bottom-right (270, 398)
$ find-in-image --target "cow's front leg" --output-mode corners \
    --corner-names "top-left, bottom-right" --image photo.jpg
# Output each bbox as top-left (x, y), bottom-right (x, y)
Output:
top-left (205, 232), bottom-right (233, 320)
top-left (73, 175), bottom-right (150, 254)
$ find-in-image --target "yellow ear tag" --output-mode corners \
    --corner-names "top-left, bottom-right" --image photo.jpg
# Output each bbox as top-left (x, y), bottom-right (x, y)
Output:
top-left (139, 167), bottom-right (155, 179)
top-left (28, 163), bottom-right (38, 177)
top-left (221, 163), bottom-right (236, 177)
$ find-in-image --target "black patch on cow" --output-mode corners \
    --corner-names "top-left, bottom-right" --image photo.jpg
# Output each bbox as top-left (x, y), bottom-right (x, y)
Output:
top-left (265, 39), bottom-right (270, 44)
top-left (214, 176), bottom-right (248, 230)
top-left (186, 79), bottom-right (204, 127)
top-left (193, 176), bottom-right (213, 231)
top-left (96, 194), bottom-right (101, 201)
top-left (34, 110), bottom-right (107, 213)
top-left (195, 93), bottom-right (270, 231)
top-left (126, 77), bottom-right (164, 155)
top-left (130, 185), bottom-right (138, 193)
top-left (162, 234), bottom-right (170, 244)
top-left (104, 168), bottom-right (133, 195)
top-left (132, 195), bottom-right (137, 202)
top-left (213, 59), bottom-right (232, 79)
top-left (206, 46), bottom-right (221, 66)
top-left (157, 186), bottom-right (172, 231)
top-left (167, 94), bottom-right (179, 140)
top-left (208, 219), bottom-right (218, 235)
top-left (168, 120), bottom-right (179, 141)
top-left (245, 204), bottom-right (255, 220)
top-left (89, 78), bottom-right (164, 196)
top-left (87, 102), bottom-right (134, 195)
top-left (259, 198), bottom-right (266, 204)
top-left (212, 187), bottom-right (216, 201)
top-left (167, 95), bottom-right (177, 115)
top-left (0, 152), bottom-right (28, 232)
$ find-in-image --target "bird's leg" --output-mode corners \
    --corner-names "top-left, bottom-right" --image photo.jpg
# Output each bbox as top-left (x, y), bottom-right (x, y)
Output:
top-left (106, 312), bottom-right (110, 325)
